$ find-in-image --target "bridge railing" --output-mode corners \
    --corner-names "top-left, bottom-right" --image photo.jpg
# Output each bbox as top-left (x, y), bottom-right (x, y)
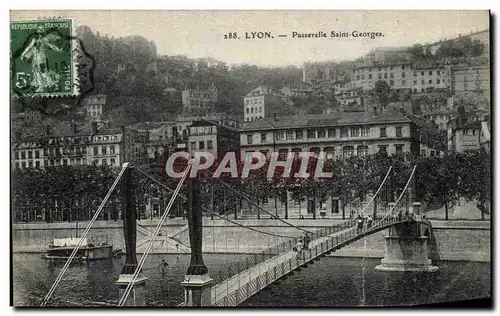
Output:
top-left (212, 166), bottom-right (418, 306)
top-left (211, 217), bottom-right (363, 285)
top-left (212, 214), bottom-right (415, 306)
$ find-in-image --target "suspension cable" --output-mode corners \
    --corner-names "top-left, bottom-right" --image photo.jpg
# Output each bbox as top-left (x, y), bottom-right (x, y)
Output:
top-left (208, 163), bottom-right (394, 237)
top-left (135, 164), bottom-right (314, 235)
top-left (373, 165), bottom-right (417, 227)
top-left (41, 163), bottom-right (130, 307)
top-left (359, 166), bottom-right (393, 215)
top-left (208, 173), bottom-right (318, 236)
top-left (134, 166), bottom-right (295, 239)
top-left (202, 206), bottom-right (295, 238)
top-left (118, 162), bottom-right (191, 306)
top-left (136, 165), bottom-right (393, 239)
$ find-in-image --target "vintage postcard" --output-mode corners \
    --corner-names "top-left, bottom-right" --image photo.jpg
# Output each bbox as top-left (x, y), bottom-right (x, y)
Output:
top-left (10, 10), bottom-right (491, 308)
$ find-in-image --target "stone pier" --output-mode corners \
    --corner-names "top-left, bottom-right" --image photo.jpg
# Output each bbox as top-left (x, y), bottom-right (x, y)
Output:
top-left (376, 203), bottom-right (438, 272)
top-left (116, 274), bottom-right (148, 306)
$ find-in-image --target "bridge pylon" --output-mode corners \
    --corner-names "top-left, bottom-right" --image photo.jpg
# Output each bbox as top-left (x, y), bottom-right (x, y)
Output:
top-left (116, 164), bottom-right (148, 306)
top-left (182, 175), bottom-right (213, 306)
top-left (375, 202), bottom-right (438, 272)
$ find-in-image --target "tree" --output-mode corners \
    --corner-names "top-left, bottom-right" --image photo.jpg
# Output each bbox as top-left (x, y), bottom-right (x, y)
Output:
top-left (373, 80), bottom-right (391, 109)
top-left (241, 162), bottom-right (271, 219)
top-left (12, 165), bottom-right (121, 223)
top-left (416, 154), bottom-right (461, 220)
top-left (457, 150), bottom-right (491, 220)
top-left (407, 43), bottom-right (426, 60)
top-left (471, 40), bottom-right (486, 57)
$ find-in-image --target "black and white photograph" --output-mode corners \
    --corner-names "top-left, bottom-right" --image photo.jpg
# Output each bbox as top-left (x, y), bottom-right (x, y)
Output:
top-left (9, 10), bottom-right (492, 308)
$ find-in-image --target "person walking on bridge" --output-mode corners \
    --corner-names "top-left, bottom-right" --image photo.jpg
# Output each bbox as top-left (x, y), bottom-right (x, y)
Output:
top-left (294, 239), bottom-right (304, 257)
top-left (303, 233), bottom-right (311, 250)
top-left (357, 215), bottom-right (364, 233)
top-left (367, 215), bottom-right (373, 229)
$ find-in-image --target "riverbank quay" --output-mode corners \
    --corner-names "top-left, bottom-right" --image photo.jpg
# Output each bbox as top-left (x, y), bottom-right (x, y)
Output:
top-left (12, 219), bottom-right (490, 262)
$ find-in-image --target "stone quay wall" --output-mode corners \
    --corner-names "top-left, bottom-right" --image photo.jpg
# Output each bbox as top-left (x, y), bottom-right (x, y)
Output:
top-left (12, 219), bottom-right (490, 262)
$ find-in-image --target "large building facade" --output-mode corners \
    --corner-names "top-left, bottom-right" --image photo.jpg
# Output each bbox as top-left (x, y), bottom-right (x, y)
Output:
top-left (82, 94), bottom-right (107, 122)
top-left (450, 63), bottom-right (490, 99)
top-left (240, 109), bottom-right (419, 160)
top-left (12, 122), bottom-right (145, 169)
top-left (181, 83), bottom-right (218, 113)
top-left (447, 120), bottom-right (482, 152)
top-left (243, 85), bottom-right (285, 122)
top-left (350, 63), bottom-right (451, 92)
top-left (187, 119), bottom-right (240, 160)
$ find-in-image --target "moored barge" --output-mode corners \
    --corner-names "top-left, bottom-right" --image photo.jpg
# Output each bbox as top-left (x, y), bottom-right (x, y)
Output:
top-left (44, 237), bottom-right (114, 261)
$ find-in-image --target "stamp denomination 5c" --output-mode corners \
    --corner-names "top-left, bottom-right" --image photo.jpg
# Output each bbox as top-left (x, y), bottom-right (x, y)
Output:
top-left (11, 19), bottom-right (78, 98)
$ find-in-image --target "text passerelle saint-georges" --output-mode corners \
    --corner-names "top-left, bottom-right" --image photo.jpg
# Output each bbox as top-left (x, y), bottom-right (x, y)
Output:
top-left (291, 30), bottom-right (384, 39)
top-left (234, 30), bottom-right (384, 39)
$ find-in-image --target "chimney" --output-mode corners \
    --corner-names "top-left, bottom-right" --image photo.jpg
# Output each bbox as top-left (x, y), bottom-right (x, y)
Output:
top-left (72, 121), bottom-right (78, 134)
top-left (45, 125), bottom-right (51, 136)
top-left (273, 113), bottom-right (277, 121)
top-left (373, 106), bottom-right (378, 116)
top-left (92, 122), bottom-right (98, 134)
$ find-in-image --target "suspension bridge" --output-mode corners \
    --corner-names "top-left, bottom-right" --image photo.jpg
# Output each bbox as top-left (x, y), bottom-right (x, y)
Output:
top-left (39, 159), bottom-right (440, 307)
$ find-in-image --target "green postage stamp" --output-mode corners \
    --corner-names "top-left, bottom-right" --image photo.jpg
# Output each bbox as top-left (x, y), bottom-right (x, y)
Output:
top-left (11, 19), bottom-right (79, 98)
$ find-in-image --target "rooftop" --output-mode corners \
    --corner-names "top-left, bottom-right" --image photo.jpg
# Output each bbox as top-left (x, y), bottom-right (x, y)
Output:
top-left (189, 119), bottom-right (239, 132)
top-left (240, 109), bottom-right (411, 131)
top-left (18, 121), bottom-right (126, 142)
top-left (245, 85), bottom-right (276, 97)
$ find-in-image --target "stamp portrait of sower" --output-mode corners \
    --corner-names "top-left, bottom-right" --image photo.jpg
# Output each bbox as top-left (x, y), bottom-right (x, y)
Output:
top-left (20, 25), bottom-right (63, 92)
top-left (11, 19), bottom-right (78, 97)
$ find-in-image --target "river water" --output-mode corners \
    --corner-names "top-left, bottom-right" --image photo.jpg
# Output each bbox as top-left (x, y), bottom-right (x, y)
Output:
top-left (12, 253), bottom-right (490, 307)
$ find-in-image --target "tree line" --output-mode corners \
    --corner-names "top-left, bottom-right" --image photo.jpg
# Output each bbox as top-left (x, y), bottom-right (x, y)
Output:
top-left (12, 150), bottom-right (490, 223)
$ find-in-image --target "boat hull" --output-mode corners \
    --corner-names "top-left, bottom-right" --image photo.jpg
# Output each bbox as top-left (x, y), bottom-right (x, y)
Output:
top-left (44, 245), bottom-right (114, 261)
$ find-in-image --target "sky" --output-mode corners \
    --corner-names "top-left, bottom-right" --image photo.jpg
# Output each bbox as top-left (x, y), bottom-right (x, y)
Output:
top-left (11, 10), bottom-right (490, 67)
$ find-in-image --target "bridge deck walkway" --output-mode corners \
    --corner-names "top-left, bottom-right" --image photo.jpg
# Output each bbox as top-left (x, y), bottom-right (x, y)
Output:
top-left (209, 216), bottom-right (431, 306)
top-left (210, 218), bottom-right (391, 306)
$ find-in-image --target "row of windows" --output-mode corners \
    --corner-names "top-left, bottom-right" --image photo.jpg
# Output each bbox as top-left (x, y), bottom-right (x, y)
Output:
top-left (189, 92), bottom-right (215, 99)
top-left (353, 66), bottom-right (401, 73)
top-left (88, 104), bottom-right (102, 110)
top-left (246, 127), bottom-right (402, 144)
top-left (244, 116), bottom-right (263, 122)
top-left (15, 145), bottom-right (119, 159)
top-left (88, 110), bottom-right (102, 117)
top-left (14, 149), bottom-right (41, 160)
top-left (246, 106), bottom-right (263, 114)
top-left (354, 68), bottom-right (443, 78)
top-left (95, 135), bottom-right (119, 142)
top-left (244, 96), bottom-right (264, 105)
top-left (413, 79), bottom-right (443, 85)
top-left (252, 144), bottom-right (405, 159)
top-left (421, 149), bottom-right (441, 157)
top-left (189, 126), bottom-right (217, 136)
top-left (340, 145), bottom-right (404, 158)
top-left (352, 77), bottom-right (444, 89)
top-left (413, 70), bottom-right (442, 77)
top-left (190, 140), bottom-right (214, 150)
top-left (462, 129), bottom-right (478, 136)
top-left (92, 146), bottom-right (117, 156)
top-left (14, 157), bottom-right (117, 169)
top-left (45, 146), bottom-right (88, 156)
